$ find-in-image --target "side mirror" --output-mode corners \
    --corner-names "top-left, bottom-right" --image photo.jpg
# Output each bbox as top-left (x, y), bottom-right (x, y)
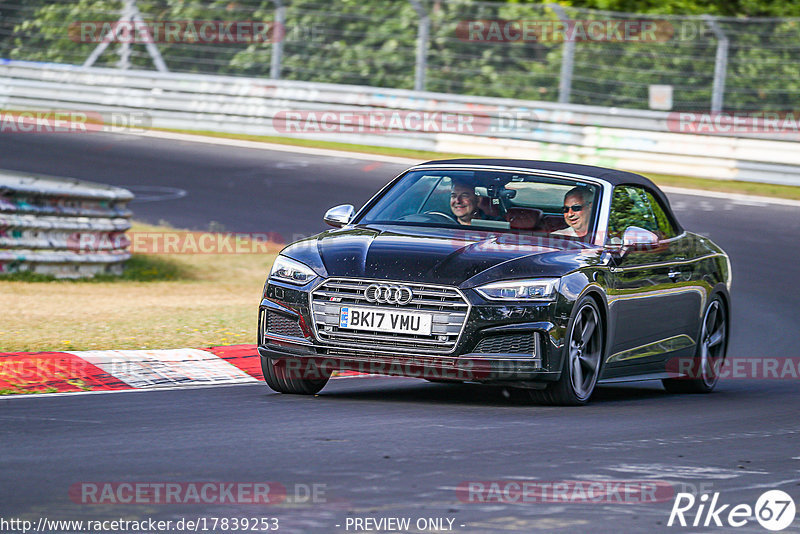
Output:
top-left (323, 204), bottom-right (355, 228)
top-left (607, 226), bottom-right (659, 257)
top-left (623, 226), bottom-right (659, 247)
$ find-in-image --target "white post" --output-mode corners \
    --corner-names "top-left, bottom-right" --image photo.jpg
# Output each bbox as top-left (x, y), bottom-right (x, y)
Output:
top-left (550, 4), bottom-right (575, 104)
top-left (704, 15), bottom-right (728, 113)
top-left (271, 0), bottom-right (286, 80)
top-left (409, 0), bottom-right (429, 92)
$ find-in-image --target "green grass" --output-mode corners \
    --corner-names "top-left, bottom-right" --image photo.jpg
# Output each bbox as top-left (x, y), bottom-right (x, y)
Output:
top-left (0, 222), bottom-right (279, 352)
top-left (641, 172), bottom-right (800, 201)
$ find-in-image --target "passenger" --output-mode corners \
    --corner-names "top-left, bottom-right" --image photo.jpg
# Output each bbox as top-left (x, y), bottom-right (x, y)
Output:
top-left (552, 186), bottom-right (594, 238)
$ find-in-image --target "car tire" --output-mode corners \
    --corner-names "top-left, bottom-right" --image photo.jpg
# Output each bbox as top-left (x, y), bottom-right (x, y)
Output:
top-left (528, 296), bottom-right (604, 406)
top-left (261, 357), bottom-right (331, 395)
top-left (662, 296), bottom-right (727, 394)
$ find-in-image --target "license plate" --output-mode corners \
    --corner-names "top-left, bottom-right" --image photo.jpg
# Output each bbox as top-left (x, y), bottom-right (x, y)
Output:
top-left (339, 306), bottom-right (432, 336)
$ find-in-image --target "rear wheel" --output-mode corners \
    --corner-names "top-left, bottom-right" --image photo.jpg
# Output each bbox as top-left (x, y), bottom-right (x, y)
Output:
top-left (529, 296), bottom-right (604, 406)
top-left (662, 296), bottom-right (727, 394)
top-left (261, 357), bottom-right (331, 394)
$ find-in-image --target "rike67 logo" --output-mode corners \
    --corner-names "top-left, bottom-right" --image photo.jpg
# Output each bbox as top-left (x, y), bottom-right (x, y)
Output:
top-left (668, 490), bottom-right (796, 531)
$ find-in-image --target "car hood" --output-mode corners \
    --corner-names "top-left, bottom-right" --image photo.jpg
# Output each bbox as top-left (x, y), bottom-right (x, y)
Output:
top-left (281, 224), bottom-right (602, 287)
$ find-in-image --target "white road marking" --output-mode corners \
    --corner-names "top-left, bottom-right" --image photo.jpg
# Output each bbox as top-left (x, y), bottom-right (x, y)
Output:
top-left (605, 463), bottom-right (768, 480)
top-left (65, 349), bottom-right (258, 388)
top-left (0, 381), bottom-right (260, 401)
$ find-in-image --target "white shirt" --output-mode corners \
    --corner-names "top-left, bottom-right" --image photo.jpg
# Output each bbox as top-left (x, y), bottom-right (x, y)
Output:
top-left (551, 226), bottom-right (578, 237)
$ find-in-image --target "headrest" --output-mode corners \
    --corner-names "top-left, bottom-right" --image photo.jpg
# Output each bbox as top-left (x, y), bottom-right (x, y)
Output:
top-left (505, 207), bottom-right (543, 230)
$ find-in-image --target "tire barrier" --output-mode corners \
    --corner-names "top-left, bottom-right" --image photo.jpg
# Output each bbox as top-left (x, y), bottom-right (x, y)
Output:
top-left (0, 171), bottom-right (133, 278)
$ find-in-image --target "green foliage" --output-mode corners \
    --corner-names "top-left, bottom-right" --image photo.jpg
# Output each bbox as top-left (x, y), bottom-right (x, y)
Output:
top-left (608, 185), bottom-right (659, 237)
top-left (2, 0), bottom-right (798, 111)
top-left (0, 254), bottom-right (192, 282)
top-left (6, 0), bottom-right (123, 67)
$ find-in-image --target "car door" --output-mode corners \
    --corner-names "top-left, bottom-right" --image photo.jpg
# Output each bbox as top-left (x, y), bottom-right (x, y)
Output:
top-left (605, 185), bottom-right (699, 370)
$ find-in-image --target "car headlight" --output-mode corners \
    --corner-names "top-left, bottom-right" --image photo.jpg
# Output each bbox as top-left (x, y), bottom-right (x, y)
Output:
top-left (475, 278), bottom-right (559, 301)
top-left (269, 255), bottom-right (318, 285)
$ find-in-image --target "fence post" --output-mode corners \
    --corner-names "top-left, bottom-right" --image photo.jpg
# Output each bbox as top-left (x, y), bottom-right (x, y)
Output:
top-left (83, 0), bottom-right (168, 72)
top-left (550, 4), bottom-right (575, 104)
top-left (116, 0), bottom-right (134, 69)
top-left (409, 0), bottom-right (429, 92)
top-left (270, 0), bottom-right (286, 80)
top-left (704, 15), bottom-right (729, 113)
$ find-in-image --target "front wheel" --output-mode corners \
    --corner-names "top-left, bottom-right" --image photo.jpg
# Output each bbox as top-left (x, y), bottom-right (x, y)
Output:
top-left (529, 296), bottom-right (604, 406)
top-left (662, 296), bottom-right (727, 394)
top-left (261, 357), bottom-right (331, 395)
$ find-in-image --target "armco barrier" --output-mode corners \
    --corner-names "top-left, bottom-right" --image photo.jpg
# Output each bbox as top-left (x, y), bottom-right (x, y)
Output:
top-left (1, 60), bottom-right (800, 185)
top-left (0, 171), bottom-right (133, 278)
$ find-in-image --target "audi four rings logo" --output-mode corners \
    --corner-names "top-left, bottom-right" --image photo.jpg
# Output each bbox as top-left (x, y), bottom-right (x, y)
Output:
top-left (365, 284), bottom-right (414, 305)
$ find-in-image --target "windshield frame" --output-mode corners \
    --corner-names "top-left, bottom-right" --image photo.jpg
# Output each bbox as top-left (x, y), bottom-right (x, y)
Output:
top-left (352, 164), bottom-right (613, 246)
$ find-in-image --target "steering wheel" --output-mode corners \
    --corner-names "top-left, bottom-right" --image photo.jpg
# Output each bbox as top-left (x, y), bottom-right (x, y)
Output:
top-left (423, 210), bottom-right (458, 223)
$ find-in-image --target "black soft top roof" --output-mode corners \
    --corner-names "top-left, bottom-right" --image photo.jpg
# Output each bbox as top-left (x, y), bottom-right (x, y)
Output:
top-left (417, 158), bottom-right (656, 189)
top-left (416, 158), bottom-right (674, 217)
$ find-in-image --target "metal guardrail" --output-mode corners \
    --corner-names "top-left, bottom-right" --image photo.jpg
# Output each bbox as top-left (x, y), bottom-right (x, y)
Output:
top-left (0, 170), bottom-right (133, 278)
top-left (1, 60), bottom-right (800, 186)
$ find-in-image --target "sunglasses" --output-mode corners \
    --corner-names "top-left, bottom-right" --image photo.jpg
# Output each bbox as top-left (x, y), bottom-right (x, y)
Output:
top-left (562, 204), bottom-right (585, 214)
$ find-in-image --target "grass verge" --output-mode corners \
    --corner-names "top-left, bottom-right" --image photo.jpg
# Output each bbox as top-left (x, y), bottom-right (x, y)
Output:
top-left (156, 128), bottom-right (800, 202)
top-left (0, 222), bottom-right (280, 352)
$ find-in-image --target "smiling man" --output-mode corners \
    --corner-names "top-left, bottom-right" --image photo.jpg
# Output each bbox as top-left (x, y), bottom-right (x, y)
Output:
top-left (552, 186), bottom-right (594, 238)
top-left (449, 180), bottom-right (480, 225)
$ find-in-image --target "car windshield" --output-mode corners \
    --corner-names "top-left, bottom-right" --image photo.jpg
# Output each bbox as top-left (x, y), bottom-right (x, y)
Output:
top-left (357, 169), bottom-right (602, 239)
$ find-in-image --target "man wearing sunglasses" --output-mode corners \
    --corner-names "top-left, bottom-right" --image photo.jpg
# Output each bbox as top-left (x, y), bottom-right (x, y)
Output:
top-left (552, 186), bottom-right (594, 238)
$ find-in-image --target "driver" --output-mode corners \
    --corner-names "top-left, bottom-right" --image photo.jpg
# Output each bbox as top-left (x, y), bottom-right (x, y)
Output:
top-left (450, 180), bottom-right (480, 225)
top-left (450, 179), bottom-right (500, 225)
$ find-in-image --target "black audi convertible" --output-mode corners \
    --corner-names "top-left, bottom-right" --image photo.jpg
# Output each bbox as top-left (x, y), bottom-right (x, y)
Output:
top-left (258, 159), bottom-right (731, 405)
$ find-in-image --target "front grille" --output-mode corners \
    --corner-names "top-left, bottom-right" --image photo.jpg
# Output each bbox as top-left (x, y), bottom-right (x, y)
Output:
top-left (474, 333), bottom-right (535, 354)
top-left (310, 278), bottom-right (470, 354)
top-left (261, 309), bottom-right (304, 340)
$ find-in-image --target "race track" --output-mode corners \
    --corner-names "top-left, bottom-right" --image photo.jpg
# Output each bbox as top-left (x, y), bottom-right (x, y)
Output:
top-left (1, 131), bottom-right (799, 533)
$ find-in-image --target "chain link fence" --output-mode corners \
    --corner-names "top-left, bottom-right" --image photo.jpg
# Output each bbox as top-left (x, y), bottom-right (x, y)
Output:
top-left (1, 0), bottom-right (798, 112)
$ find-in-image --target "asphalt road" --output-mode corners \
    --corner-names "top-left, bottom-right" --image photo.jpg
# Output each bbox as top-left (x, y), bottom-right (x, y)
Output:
top-left (1, 131), bottom-right (799, 533)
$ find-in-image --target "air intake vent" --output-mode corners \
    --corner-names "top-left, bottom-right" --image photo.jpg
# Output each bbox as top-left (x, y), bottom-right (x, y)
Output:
top-left (474, 333), bottom-right (535, 354)
top-left (261, 309), bottom-right (304, 340)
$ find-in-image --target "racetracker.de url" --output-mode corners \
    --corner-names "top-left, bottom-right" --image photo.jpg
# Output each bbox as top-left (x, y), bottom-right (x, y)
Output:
top-left (0, 516), bottom-right (279, 533)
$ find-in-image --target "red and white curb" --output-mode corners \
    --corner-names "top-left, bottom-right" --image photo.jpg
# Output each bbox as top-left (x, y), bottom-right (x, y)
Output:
top-left (0, 345), bottom-right (364, 396)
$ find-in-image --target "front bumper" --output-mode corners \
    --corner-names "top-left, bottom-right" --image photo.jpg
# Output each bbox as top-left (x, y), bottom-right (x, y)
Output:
top-left (258, 279), bottom-right (568, 385)
top-left (258, 343), bottom-right (561, 384)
